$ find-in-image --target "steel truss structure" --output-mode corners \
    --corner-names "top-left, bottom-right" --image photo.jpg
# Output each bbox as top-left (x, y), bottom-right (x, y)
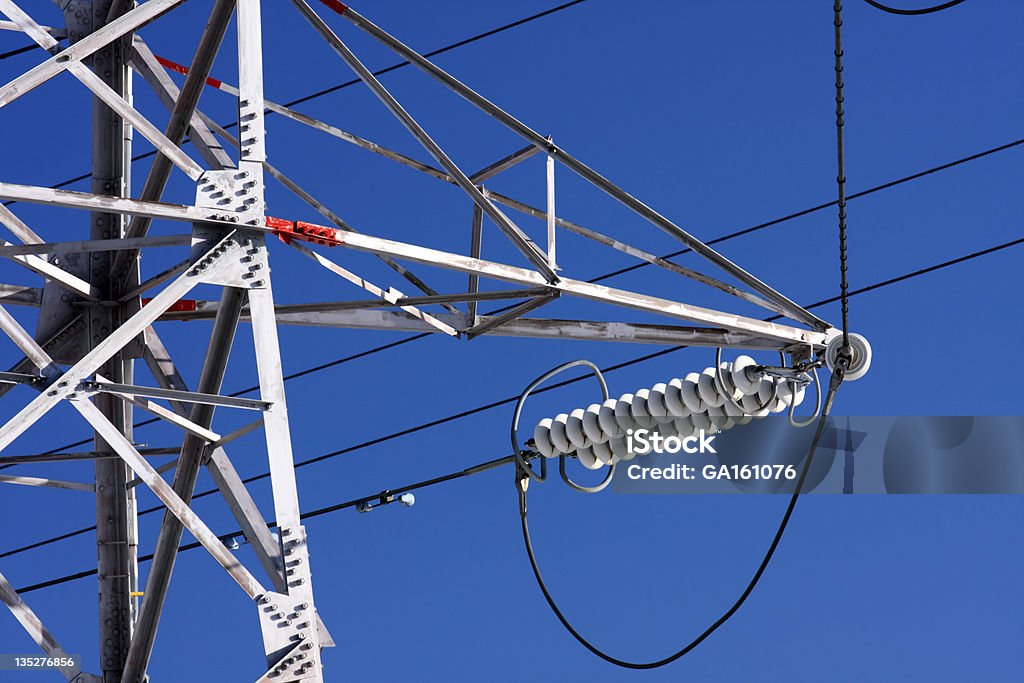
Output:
top-left (0, 1), bottom-right (842, 681)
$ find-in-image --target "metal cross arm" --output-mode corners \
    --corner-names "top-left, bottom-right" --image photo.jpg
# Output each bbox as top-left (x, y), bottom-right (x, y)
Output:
top-left (322, 1), bottom-right (829, 330)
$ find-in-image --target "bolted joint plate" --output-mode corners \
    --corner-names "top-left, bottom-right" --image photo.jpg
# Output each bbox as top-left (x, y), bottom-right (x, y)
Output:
top-left (190, 227), bottom-right (271, 289)
top-left (255, 525), bottom-right (324, 682)
top-left (195, 167), bottom-right (267, 228)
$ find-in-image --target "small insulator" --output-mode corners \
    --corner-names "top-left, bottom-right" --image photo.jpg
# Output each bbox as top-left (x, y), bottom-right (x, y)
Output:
top-left (697, 369), bottom-right (725, 408)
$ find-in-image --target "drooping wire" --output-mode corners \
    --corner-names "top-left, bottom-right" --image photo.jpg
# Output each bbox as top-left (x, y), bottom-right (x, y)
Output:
top-left (516, 382), bottom-right (839, 669)
top-left (512, 4), bottom-right (860, 668)
top-left (862, 0), bottom-right (969, 16)
top-left (3, 233), bottom-right (1023, 561)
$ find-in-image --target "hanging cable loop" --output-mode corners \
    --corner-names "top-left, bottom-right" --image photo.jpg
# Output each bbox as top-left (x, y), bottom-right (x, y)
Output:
top-left (511, 360), bottom-right (609, 483)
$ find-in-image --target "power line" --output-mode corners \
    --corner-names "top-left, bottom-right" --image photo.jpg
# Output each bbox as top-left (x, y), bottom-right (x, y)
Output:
top-left (0, 43), bottom-right (37, 61)
top-left (862, 0), bottom-right (969, 16)
top-left (9, 231), bottom-right (1023, 578)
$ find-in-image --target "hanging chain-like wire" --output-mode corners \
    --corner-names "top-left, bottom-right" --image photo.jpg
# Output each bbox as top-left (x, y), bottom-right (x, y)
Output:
top-left (834, 1), bottom-right (851, 350)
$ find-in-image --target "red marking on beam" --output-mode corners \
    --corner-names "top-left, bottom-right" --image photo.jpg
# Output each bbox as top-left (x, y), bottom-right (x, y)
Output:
top-left (319, 0), bottom-right (349, 15)
top-left (155, 56), bottom-right (225, 90)
top-left (265, 216), bottom-right (343, 247)
top-left (143, 297), bottom-right (198, 314)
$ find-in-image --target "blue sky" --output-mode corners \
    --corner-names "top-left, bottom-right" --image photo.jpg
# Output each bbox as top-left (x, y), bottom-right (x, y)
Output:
top-left (0, 1), bottom-right (1021, 680)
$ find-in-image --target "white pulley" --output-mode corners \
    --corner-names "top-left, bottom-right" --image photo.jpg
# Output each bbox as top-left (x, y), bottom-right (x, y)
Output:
top-left (824, 332), bottom-right (872, 381)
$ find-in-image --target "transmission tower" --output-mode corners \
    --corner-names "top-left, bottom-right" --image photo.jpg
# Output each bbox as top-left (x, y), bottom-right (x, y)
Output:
top-left (0, 1), bottom-right (865, 681)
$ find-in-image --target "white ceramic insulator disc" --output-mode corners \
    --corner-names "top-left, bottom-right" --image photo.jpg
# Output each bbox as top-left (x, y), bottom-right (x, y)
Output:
top-left (576, 445), bottom-right (603, 470)
top-left (565, 408), bottom-right (589, 449)
top-left (533, 418), bottom-right (556, 458)
top-left (549, 413), bottom-right (573, 454)
top-left (582, 404), bottom-right (607, 444)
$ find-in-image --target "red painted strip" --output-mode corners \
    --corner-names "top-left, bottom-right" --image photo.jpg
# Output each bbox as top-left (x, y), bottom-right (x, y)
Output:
top-left (155, 55), bottom-right (226, 91)
top-left (320, 0), bottom-right (349, 16)
top-left (155, 55), bottom-right (189, 77)
top-left (142, 298), bottom-right (198, 313)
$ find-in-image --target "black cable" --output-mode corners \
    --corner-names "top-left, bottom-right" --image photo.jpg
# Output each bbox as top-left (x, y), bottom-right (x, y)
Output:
top-left (516, 381), bottom-right (838, 669)
top-left (0, 43), bottom-right (37, 61)
top-left (1, 0), bottom-right (591, 203)
top-left (11, 234), bottom-right (1023, 583)
top-left (862, 0), bottom-right (968, 16)
top-left (835, 2), bottom-right (851, 348)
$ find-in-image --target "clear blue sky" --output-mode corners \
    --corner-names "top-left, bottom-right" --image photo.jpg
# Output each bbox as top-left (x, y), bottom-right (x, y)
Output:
top-left (0, 1), bottom-right (1021, 681)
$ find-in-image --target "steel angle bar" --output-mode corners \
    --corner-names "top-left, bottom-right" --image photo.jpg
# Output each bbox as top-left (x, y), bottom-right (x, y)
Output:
top-left (0, 473), bottom-right (94, 492)
top-left (0, 303), bottom-right (56, 373)
top-left (112, 392), bottom-right (222, 443)
top-left (470, 144), bottom-right (540, 183)
top-left (0, 204), bottom-right (44, 244)
top-left (72, 399), bottom-right (265, 598)
top-left (87, 381), bottom-right (270, 411)
top-left (124, 287), bottom-right (246, 682)
top-left (339, 4), bottom-right (828, 329)
top-left (0, 569), bottom-right (90, 683)
top-left (0, 284), bottom-right (41, 307)
top-left (0, 232), bottom-right (242, 453)
top-left (465, 293), bottom-right (558, 339)
top-left (0, 448), bottom-right (180, 465)
top-left (0, 369), bottom-right (41, 384)
top-left (468, 205), bottom-right (483, 322)
top-left (267, 308), bottom-right (782, 348)
top-left (290, 0), bottom-right (558, 283)
top-left (0, 315), bottom-right (83, 401)
top-left (130, 37), bottom-right (235, 171)
top-left (119, 259), bottom-right (190, 302)
top-left (0, 0), bottom-right (185, 108)
top-left (287, 241), bottom-right (458, 336)
top-left (210, 418), bottom-right (263, 449)
top-left (0, 247), bottom-right (96, 299)
top-left (0, 181), bottom-right (217, 223)
top-left (156, 289), bottom-right (550, 321)
top-left (0, 234), bottom-right (190, 257)
top-left (0, 20), bottom-right (65, 39)
top-left (315, 229), bottom-right (834, 346)
top-left (113, 0), bottom-right (237, 277)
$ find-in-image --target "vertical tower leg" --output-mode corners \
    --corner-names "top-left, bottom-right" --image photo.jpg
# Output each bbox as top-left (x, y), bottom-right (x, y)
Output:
top-left (81, 2), bottom-right (138, 680)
